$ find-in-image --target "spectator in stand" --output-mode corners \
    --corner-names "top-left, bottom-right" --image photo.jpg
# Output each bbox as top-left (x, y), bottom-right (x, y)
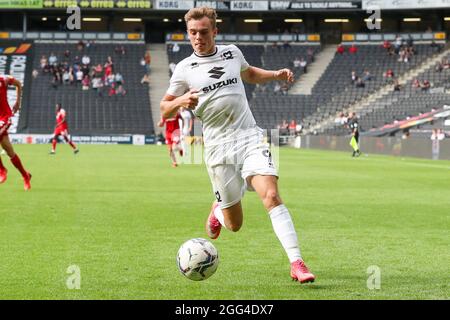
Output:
top-left (32, 69), bottom-right (38, 79)
top-left (105, 56), bottom-right (114, 71)
top-left (293, 57), bottom-right (301, 72)
top-left (394, 35), bottom-right (403, 54)
top-left (442, 58), bottom-right (450, 69)
top-left (394, 79), bottom-right (402, 91)
top-left (337, 44), bottom-right (345, 54)
top-left (349, 44), bottom-right (358, 54)
top-left (106, 73), bottom-right (115, 87)
top-left (421, 80), bottom-right (431, 91)
top-left (115, 45), bottom-right (126, 56)
top-left (412, 78), bottom-right (421, 89)
top-left (76, 69), bottom-right (83, 85)
top-left (356, 78), bottom-right (365, 88)
top-left (115, 72), bottom-right (123, 85)
top-left (351, 71), bottom-right (358, 84)
top-left (108, 83), bottom-right (116, 97)
top-left (435, 62), bottom-right (443, 73)
top-left (116, 84), bottom-right (126, 96)
top-left (300, 57), bottom-right (307, 73)
top-left (94, 64), bottom-right (103, 77)
top-left (49, 52), bottom-right (57, 66)
top-left (62, 69), bottom-right (71, 85)
top-left (40, 55), bottom-right (48, 71)
top-left (82, 54), bottom-right (90, 66)
top-left (82, 75), bottom-right (90, 90)
top-left (383, 40), bottom-right (392, 53)
top-left (272, 42), bottom-right (280, 51)
top-left (92, 76), bottom-right (103, 96)
top-left (307, 47), bottom-right (315, 62)
top-left (384, 69), bottom-right (395, 84)
top-left (77, 40), bottom-right (85, 51)
top-left (64, 49), bottom-right (70, 59)
top-left (362, 70), bottom-right (373, 82)
top-left (437, 129), bottom-right (446, 140)
top-left (406, 35), bottom-right (414, 48)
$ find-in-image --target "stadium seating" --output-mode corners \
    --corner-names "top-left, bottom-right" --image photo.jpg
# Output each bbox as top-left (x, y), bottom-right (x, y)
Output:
top-left (325, 50), bottom-right (450, 136)
top-left (18, 42), bottom-right (154, 135)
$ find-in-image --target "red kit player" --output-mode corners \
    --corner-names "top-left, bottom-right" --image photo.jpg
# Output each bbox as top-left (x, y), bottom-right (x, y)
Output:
top-left (50, 103), bottom-right (79, 155)
top-left (158, 113), bottom-right (183, 167)
top-left (0, 74), bottom-right (32, 190)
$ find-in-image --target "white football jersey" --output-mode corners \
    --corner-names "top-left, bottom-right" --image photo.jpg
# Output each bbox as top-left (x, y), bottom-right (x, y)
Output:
top-left (167, 44), bottom-right (259, 147)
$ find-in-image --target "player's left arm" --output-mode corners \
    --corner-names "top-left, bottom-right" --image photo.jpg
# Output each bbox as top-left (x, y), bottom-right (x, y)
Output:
top-left (241, 66), bottom-right (294, 85)
top-left (10, 78), bottom-right (22, 114)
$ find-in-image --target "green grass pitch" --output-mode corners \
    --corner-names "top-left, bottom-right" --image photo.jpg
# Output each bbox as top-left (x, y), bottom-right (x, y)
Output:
top-left (0, 144), bottom-right (449, 299)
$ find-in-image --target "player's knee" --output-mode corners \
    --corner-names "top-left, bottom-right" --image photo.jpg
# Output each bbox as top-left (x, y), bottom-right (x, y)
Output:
top-left (263, 189), bottom-right (282, 209)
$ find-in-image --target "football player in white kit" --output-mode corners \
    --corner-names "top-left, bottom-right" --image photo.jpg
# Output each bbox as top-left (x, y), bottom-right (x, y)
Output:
top-left (160, 7), bottom-right (315, 283)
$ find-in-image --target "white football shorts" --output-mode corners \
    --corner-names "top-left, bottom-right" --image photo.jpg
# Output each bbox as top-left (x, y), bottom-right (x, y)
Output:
top-left (205, 132), bottom-right (278, 209)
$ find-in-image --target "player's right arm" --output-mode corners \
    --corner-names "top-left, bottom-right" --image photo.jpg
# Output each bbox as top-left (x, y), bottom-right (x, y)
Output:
top-left (160, 89), bottom-right (199, 119)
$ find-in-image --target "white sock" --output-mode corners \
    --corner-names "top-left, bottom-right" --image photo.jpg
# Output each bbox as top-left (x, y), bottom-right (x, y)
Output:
top-left (213, 205), bottom-right (227, 229)
top-left (269, 204), bottom-right (302, 263)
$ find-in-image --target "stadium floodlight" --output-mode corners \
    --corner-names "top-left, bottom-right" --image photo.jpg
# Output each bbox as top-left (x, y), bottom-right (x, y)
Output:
top-left (123, 18), bottom-right (142, 22)
top-left (403, 18), bottom-right (421, 22)
top-left (56, 17), bottom-right (61, 21)
top-left (42, 17), bottom-right (47, 21)
top-left (324, 19), bottom-right (349, 23)
top-left (216, 19), bottom-right (223, 23)
top-left (244, 19), bottom-right (263, 23)
top-left (163, 18), bottom-right (170, 22)
top-left (364, 19), bottom-right (382, 22)
top-left (284, 19), bottom-right (303, 23)
top-left (444, 17), bottom-right (450, 21)
top-left (83, 18), bottom-right (102, 22)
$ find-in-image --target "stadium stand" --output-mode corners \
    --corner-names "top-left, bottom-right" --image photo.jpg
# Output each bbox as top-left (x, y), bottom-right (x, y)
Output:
top-left (18, 41), bottom-right (154, 135)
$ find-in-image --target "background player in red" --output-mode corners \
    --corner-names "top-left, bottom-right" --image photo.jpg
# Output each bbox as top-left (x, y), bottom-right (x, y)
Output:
top-left (157, 113), bottom-right (182, 167)
top-left (50, 103), bottom-right (79, 155)
top-left (0, 74), bottom-right (32, 191)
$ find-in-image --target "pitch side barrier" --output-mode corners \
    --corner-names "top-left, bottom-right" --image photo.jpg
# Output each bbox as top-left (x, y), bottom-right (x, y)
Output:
top-left (291, 135), bottom-right (450, 160)
top-left (9, 134), bottom-right (157, 145)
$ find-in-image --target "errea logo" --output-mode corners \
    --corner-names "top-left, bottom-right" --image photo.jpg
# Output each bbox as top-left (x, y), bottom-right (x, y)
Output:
top-left (0, 44), bottom-right (31, 55)
top-left (208, 67), bottom-right (225, 79)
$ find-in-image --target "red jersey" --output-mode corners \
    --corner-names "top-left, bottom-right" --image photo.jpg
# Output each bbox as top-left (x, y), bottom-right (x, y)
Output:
top-left (56, 109), bottom-right (68, 130)
top-left (162, 113), bottom-right (181, 134)
top-left (0, 75), bottom-right (14, 120)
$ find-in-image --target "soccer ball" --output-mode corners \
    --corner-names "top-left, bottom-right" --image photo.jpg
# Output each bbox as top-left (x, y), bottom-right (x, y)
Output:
top-left (177, 238), bottom-right (219, 281)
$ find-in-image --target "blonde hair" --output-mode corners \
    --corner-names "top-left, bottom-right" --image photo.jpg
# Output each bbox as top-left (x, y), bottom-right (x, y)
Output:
top-left (184, 7), bottom-right (217, 29)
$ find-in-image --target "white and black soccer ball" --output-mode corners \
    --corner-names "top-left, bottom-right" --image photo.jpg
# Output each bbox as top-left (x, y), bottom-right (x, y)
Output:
top-left (177, 238), bottom-right (219, 281)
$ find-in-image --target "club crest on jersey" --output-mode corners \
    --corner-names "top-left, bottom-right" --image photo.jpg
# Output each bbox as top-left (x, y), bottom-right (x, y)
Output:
top-left (190, 62), bottom-right (199, 69)
top-left (221, 51), bottom-right (233, 60)
top-left (208, 67), bottom-right (225, 79)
